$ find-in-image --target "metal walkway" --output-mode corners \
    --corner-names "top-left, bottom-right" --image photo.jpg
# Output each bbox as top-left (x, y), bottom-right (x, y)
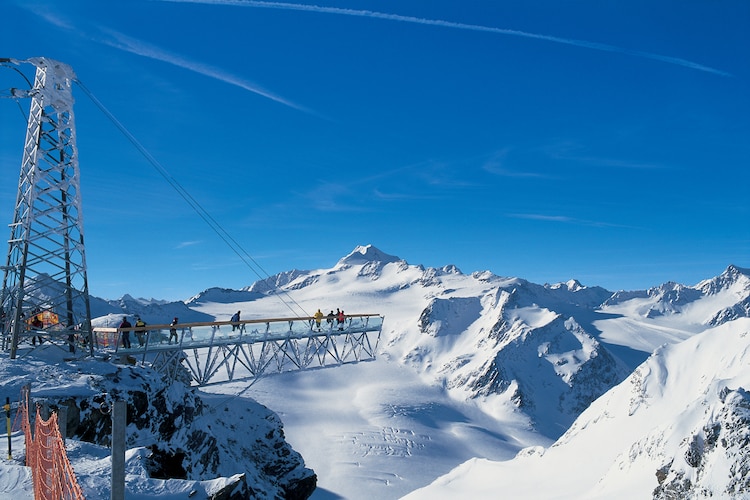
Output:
top-left (93, 314), bottom-right (383, 386)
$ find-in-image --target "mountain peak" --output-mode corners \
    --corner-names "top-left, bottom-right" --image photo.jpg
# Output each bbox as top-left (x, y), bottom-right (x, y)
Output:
top-left (723, 264), bottom-right (750, 279)
top-left (338, 245), bottom-right (401, 266)
top-left (547, 279), bottom-right (585, 292)
top-left (697, 264), bottom-right (750, 295)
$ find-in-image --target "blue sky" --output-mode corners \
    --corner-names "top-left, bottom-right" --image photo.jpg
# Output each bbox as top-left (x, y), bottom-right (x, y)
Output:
top-left (1, 1), bottom-right (748, 301)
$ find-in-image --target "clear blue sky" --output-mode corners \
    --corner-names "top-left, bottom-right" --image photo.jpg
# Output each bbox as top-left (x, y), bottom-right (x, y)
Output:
top-left (1, 1), bottom-right (748, 301)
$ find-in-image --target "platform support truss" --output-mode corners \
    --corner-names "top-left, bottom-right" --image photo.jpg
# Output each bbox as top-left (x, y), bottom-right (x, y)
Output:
top-left (0, 58), bottom-right (93, 359)
top-left (97, 316), bottom-right (383, 386)
top-left (174, 329), bottom-right (379, 386)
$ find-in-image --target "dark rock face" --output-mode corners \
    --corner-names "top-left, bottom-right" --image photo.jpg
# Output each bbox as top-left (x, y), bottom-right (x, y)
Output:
top-left (411, 280), bottom-right (631, 440)
top-left (209, 474), bottom-right (250, 500)
top-left (653, 387), bottom-right (750, 499)
top-left (45, 362), bottom-right (317, 499)
top-left (457, 314), bottom-right (630, 438)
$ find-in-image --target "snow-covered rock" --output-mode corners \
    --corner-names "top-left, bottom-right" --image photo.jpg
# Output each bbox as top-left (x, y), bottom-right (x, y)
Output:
top-left (336, 244), bottom-right (402, 267)
top-left (1, 350), bottom-right (316, 499)
top-left (185, 286), bottom-right (265, 305)
top-left (405, 317), bottom-right (750, 499)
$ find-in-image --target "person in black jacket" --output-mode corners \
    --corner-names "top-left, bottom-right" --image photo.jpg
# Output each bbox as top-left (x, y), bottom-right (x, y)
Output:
top-left (231, 311), bottom-right (241, 332)
top-left (119, 317), bottom-right (132, 348)
top-left (169, 317), bottom-right (179, 344)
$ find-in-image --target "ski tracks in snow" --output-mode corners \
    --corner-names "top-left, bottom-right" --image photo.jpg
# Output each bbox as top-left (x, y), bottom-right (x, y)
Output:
top-left (341, 426), bottom-right (428, 458)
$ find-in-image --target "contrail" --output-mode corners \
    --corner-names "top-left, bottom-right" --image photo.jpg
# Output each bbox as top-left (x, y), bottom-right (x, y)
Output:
top-left (160, 0), bottom-right (730, 77)
top-left (99, 28), bottom-right (313, 113)
top-left (23, 3), bottom-right (315, 112)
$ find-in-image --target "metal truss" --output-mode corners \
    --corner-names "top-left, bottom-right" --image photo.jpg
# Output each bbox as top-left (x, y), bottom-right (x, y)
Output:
top-left (96, 315), bottom-right (383, 386)
top-left (1, 58), bottom-right (93, 358)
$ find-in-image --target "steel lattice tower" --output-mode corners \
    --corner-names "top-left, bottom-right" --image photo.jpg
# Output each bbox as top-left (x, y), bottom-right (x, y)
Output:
top-left (1, 57), bottom-right (93, 359)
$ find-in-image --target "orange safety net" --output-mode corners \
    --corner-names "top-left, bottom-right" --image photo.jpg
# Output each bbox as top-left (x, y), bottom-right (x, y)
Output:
top-left (18, 388), bottom-right (86, 500)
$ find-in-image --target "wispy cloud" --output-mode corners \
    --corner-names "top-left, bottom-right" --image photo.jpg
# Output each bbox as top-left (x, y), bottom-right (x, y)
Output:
top-left (21, 3), bottom-right (313, 113)
top-left (176, 240), bottom-right (202, 249)
top-left (508, 213), bottom-right (632, 228)
top-left (290, 160), bottom-right (459, 213)
top-left (482, 149), bottom-right (553, 179)
top-left (32, 10), bottom-right (76, 31)
top-left (578, 157), bottom-right (666, 170)
top-left (512, 213), bottom-right (576, 223)
top-left (161, 0), bottom-right (730, 77)
top-left (97, 28), bottom-right (314, 113)
top-left (543, 142), bottom-right (669, 170)
top-left (302, 182), bottom-right (369, 212)
top-left (372, 188), bottom-right (440, 201)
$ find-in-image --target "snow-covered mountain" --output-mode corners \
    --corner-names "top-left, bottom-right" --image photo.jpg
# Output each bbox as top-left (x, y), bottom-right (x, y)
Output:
top-left (602, 265), bottom-right (750, 327)
top-left (194, 245), bottom-right (748, 497)
top-left (16, 275), bottom-right (216, 327)
top-left (188, 246), bottom-right (748, 441)
top-left (4, 245), bottom-right (749, 498)
top-left (181, 246), bottom-right (630, 438)
top-left (405, 316), bottom-right (750, 499)
top-left (93, 294), bottom-right (214, 327)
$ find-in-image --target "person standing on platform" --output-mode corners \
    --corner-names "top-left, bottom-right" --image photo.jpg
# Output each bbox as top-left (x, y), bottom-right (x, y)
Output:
top-left (119, 317), bottom-right (132, 349)
top-left (337, 309), bottom-right (345, 331)
top-left (134, 317), bottom-right (147, 347)
top-left (169, 317), bottom-right (179, 344)
top-left (313, 309), bottom-right (324, 331)
top-left (231, 311), bottom-right (241, 332)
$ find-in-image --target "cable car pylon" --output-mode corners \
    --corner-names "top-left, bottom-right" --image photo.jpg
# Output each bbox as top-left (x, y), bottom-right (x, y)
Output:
top-left (1, 57), bottom-right (94, 359)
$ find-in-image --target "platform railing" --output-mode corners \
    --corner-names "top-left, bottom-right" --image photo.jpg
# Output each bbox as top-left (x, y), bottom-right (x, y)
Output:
top-left (92, 314), bottom-right (384, 385)
top-left (93, 313), bottom-right (383, 351)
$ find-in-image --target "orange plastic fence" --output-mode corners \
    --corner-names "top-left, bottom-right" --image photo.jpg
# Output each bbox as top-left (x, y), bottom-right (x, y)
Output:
top-left (18, 388), bottom-right (86, 500)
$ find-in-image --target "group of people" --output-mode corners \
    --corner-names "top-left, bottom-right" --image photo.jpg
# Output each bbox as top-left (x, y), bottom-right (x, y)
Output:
top-left (116, 307), bottom-right (348, 348)
top-left (313, 308), bottom-right (347, 331)
top-left (118, 315), bottom-right (181, 348)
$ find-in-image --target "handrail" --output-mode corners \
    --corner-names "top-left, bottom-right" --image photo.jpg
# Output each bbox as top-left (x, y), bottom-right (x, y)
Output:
top-left (96, 313), bottom-right (383, 333)
top-left (91, 313), bottom-right (384, 385)
top-left (92, 313), bottom-right (384, 353)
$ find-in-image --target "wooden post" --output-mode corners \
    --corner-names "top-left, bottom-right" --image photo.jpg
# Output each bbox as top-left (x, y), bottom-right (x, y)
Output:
top-left (5, 397), bottom-right (11, 459)
top-left (111, 400), bottom-right (126, 500)
top-left (21, 385), bottom-right (30, 439)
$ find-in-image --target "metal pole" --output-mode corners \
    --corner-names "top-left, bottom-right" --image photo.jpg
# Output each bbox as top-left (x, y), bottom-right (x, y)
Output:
top-left (111, 400), bottom-right (126, 500)
top-left (58, 406), bottom-right (67, 441)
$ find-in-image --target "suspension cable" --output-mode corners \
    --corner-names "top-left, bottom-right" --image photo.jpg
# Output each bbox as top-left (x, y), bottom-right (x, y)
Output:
top-left (73, 79), bottom-right (310, 318)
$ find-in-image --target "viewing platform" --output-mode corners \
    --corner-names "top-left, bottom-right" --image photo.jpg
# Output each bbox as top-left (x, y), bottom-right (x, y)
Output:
top-left (92, 313), bottom-right (384, 386)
